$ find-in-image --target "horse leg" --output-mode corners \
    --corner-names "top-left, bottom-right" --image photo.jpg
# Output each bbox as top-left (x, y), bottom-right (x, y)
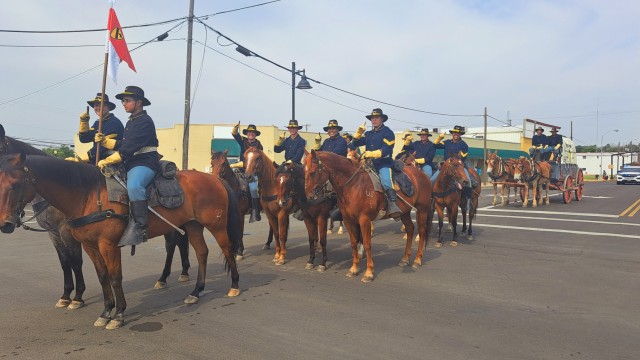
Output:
top-left (97, 243), bottom-right (127, 330)
top-left (318, 213), bottom-right (329, 272)
top-left (435, 204), bottom-right (444, 248)
top-left (304, 216), bottom-right (318, 270)
top-left (182, 222), bottom-right (209, 303)
top-left (204, 222), bottom-right (241, 298)
top-left (398, 213), bottom-right (414, 267)
top-left (155, 232), bottom-right (178, 289)
top-left (82, 243), bottom-right (115, 327)
top-left (343, 220), bottom-right (360, 278)
top-left (327, 218), bottom-right (333, 235)
top-left (275, 210), bottom-right (290, 265)
top-left (263, 226), bottom-right (274, 250)
top-left (68, 237), bottom-right (86, 309)
top-left (358, 217), bottom-right (375, 282)
top-left (50, 231), bottom-right (74, 308)
top-left (522, 184), bottom-right (529, 207)
top-left (450, 206), bottom-right (459, 247)
top-left (532, 180), bottom-right (539, 207)
top-left (235, 216), bottom-right (245, 260)
top-left (467, 193), bottom-right (478, 241)
top-left (176, 230), bottom-right (191, 281)
top-left (413, 206), bottom-right (429, 268)
top-left (545, 180), bottom-right (551, 205)
top-left (493, 183), bottom-right (499, 206)
top-left (460, 201), bottom-right (468, 235)
top-left (338, 220), bottom-right (344, 235)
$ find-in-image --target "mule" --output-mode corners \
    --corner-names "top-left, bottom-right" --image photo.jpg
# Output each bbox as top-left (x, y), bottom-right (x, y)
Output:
top-left (514, 157), bottom-right (551, 207)
top-left (486, 150), bottom-right (518, 207)
top-left (0, 153), bottom-right (241, 329)
top-left (305, 151), bottom-right (432, 281)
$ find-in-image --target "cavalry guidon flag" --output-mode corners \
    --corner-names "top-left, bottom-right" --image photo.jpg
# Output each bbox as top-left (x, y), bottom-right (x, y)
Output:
top-left (106, 7), bottom-right (136, 84)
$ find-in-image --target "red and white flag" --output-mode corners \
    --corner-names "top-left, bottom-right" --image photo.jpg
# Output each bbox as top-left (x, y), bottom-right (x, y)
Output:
top-left (106, 7), bottom-right (136, 84)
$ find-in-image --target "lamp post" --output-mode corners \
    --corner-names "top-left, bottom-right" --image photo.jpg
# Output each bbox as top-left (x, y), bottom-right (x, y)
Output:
top-left (291, 62), bottom-right (312, 122)
top-left (600, 129), bottom-right (618, 177)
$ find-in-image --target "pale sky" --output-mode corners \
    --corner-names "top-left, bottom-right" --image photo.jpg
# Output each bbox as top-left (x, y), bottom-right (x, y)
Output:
top-left (0, 0), bottom-right (638, 149)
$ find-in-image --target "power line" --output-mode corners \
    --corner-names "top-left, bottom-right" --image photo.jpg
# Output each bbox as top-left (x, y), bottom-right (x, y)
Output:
top-left (0, 17), bottom-right (187, 34)
top-left (200, 0), bottom-right (282, 17)
top-left (0, 38), bottom-right (186, 48)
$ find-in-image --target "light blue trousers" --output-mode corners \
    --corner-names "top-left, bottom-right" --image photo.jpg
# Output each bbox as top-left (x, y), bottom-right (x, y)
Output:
top-left (379, 167), bottom-right (393, 190)
top-left (421, 164), bottom-right (433, 177)
top-left (248, 175), bottom-right (259, 198)
top-left (127, 166), bottom-right (156, 201)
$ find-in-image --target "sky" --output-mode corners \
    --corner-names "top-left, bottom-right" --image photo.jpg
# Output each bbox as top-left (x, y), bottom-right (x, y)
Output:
top-left (0, 0), bottom-right (638, 149)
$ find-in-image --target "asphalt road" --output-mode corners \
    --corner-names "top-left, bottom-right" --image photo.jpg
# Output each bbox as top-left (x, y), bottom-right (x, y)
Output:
top-left (1, 181), bottom-right (639, 359)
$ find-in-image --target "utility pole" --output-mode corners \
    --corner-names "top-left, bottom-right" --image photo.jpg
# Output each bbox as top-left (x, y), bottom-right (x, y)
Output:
top-left (181, 0), bottom-right (195, 170)
top-left (483, 106), bottom-right (487, 185)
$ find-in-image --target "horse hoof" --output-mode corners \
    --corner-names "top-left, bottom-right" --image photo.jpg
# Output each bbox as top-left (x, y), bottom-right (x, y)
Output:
top-left (184, 295), bottom-right (200, 304)
top-left (272, 257), bottom-right (278, 263)
top-left (402, 234), bottom-right (408, 240)
top-left (326, 229), bottom-right (333, 235)
top-left (401, 224), bottom-right (406, 232)
top-left (398, 259), bottom-right (409, 267)
top-left (67, 300), bottom-right (85, 310)
top-left (227, 288), bottom-right (241, 297)
top-left (450, 241), bottom-right (458, 247)
top-left (262, 244), bottom-right (270, 250)
top-left (94, 317), bottom-right (110, 327)
top-left (154, 281), bottom-right (167, 290)
top-left (178, 275), bottom-right (190, 282)
top-left (435, 242), bottom-right (442, 248)
top-left (317, 265), bottom-right (327, 272)
top-left (467, 235), bottom-right (474, 241)
top-left (55, 299), bottom-right (71, 308)
top-left (305, 263), bottom-right (314, 270)
top-left (414, 235), bottom-right (420, 242)
top-left (346, 271), bottom-right (358, 278)
top-left (275, 259), bottom-right (286, 266)
top-left (412, 261), bottom-right (422, 269)
top-left (105, 319), bottom-right (124, 330)
top-left (235, 254), bottom-right (244, 261)
top-left (361, 275), bottom-right (374, 283)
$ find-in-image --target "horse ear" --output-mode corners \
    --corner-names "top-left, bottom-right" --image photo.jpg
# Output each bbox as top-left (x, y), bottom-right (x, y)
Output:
top-left (0, 124), bottom-right (5, 139)
top-left (12, 151), bottom-right (26, 167)
top-left (304, 148), bottom-right (310, 156)
top-left (223, 148), bottom-right (228, 156)
top-left (272, 161), bottom-right (278, 169)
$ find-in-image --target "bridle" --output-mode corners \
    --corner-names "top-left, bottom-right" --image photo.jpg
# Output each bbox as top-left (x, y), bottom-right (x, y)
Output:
top-left (432, 158), bottom-right (465, 198)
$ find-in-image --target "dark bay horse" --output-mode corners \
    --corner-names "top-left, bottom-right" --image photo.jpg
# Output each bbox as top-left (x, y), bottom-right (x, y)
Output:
top-left (243, 147), bottom-right (296, 265)
top-left (432, 155), bottom-right (480, 246)
top-left (486, 150), bottom-right (518, 207)
top-left (0, 153), bottom-right (241, 329)
top-left (275, 161), bottom-right (336, 271)
top-left (305, 151), bottom-right (433, 281)
top-left (210, 149), bottom-right (274, 258)
top-left (0, 125), bottom-right (85, 309)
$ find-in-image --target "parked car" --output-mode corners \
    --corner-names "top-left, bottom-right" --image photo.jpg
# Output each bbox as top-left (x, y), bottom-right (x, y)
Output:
top-left (617, 166), bottom-right (640, 185)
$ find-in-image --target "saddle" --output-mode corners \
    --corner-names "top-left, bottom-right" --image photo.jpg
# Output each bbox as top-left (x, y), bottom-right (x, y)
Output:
top-left (231, 168), bottom-right (250, 198)
top-left (364, 160), bottom-right (415, 197)
top-left (105, 160), bottom-right (184, 209)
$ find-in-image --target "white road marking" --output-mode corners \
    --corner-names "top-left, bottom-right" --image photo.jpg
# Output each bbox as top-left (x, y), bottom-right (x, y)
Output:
top-left (467, 223), bottom-right (640, 239)
top-left (475, 213), bottom-right (640, 227)
top-left (582, 195), bottom-right (613, 199)
top-left (478, 207), bottom-right (619, 218)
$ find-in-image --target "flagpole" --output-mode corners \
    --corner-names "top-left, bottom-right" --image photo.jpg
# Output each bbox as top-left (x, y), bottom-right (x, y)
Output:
top-left (95, 51), bottom-right (109, 166)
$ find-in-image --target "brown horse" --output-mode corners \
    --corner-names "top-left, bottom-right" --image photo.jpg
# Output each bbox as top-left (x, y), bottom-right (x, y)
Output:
top-left (0, 153), bottom-right (241, 329)
top-left (275, 161), bottom-right (336, 271)
top-left (243, 146), bottom-right (297, 265)
top-left (486, 150), bottom-right (518, 206)
top-left (305, 151), bottom-right (433, 281)
top-left (514, 157), bottom-right (551, 207)
top-left (210, 149), bottom-right (274, 259)
top-left (431, 155), bottom-right (480, 246)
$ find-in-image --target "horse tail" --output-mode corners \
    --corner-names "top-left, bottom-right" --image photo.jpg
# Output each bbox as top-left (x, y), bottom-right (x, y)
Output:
top-left (222, 180), bottom-right (241, 273)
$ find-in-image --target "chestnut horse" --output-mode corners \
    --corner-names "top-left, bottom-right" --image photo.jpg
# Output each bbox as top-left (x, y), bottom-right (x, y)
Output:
top-left (243, 146), bottom-right (297, 265)
top-left (210, 149), bottom-right (274, 259)
top-left (0, 153), bottom-right (241, 329)
top-left (305, 151), bottom-right (433, 281)
top-left (514, 157), bottom-right (551, 207)
top-left (486, 150), bottom-right (518, 206)
top-left (275, 161), bottom-right (337, 271)
top-left (432, 155), bottom-right (481, 246)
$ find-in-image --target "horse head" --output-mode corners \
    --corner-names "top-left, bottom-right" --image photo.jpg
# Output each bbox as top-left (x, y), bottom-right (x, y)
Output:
top-left (0, 152), bottom-right (37, 233)
top-left (304, 150), bottom-right (329, 201)
top-left (243, 146), bottom-right (263, 180)
top-left (440, 155), bottom-right (468, 190)
top-left (486, 150), bottom-right (501, 178)
top-left (400, 152), bottom-right (417, 167)
top-left (211, 149), bottom-right (231, 178)
top-left (513, 157), bottom-right (533, 182)
top-left (275, 162), bottom-right (297, 208)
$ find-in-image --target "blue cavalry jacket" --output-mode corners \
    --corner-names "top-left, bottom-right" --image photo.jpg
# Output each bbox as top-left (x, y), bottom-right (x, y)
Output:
top-left (274, 135), bottom-right (306, 164)
top-left (78, 113), bottom-right (124, 162)
top-left (412, 140), bottom-right (436, 168)
top-left (233, 133), bottom-right (263, 162)
top-left (113, 110), bottom-right (160, 172)
top-left (434, 139), bottom-right (469, 163)
top-left (350, 124), bottom-right (395, 169)
top-left (532, 134), bottom-right (547, 147)
top-left (320, 135), bottom-right (348, 157)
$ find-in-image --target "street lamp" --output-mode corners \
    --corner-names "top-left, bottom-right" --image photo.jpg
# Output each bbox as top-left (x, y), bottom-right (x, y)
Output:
top-left (291, 62), bottom-right (312, 123)
top-left (600, 129), bottom-right (618, 177)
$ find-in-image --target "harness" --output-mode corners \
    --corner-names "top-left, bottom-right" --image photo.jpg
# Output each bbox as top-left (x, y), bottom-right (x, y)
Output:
top-left (19, 199), bottom-right (51, 232)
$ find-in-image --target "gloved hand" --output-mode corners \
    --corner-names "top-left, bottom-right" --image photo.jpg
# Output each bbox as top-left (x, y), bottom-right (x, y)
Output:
top-left (94, 133), bottom-right (118, 150)
top-left (284, 159), bottom-right (293, 164)
top-left (434, 133), bottom-right (445, 144)
top-left (403, 135), bottom-right (413, 146)
top-left (229, 161), bottom-right (244, 169)
top-left (79, 111), bottom-right (90, 133)
top-left (97, 151), bottom-right (122, 170)
top-left (275, 132), bottom-right (286, 146)
top-left (544, 145), bottom-right (549, 149)
top-left (555, 144), bottom-right (561, 150)
top-left (363, 150), bottom-right (382, 159)
top-left (65, 152), bottom-right (90, 163)
top-left (354, 122), bottom-right (367, 139)
top-left (314, 133), bottom-right (322, 150)
top-left (232, 122), bottom-right (240, 135)
top-left (415, 158), bottom-right (426, 164)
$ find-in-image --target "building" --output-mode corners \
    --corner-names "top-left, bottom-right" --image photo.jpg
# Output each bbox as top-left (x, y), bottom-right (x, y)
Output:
top-left (576, 152), bottom-right (637, 176)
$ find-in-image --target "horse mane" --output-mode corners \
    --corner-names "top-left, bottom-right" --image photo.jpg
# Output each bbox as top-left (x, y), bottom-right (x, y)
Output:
top-left (26, 155), bottom-right (104, 195)
top-left (1, 136), bottom-right (47, 156)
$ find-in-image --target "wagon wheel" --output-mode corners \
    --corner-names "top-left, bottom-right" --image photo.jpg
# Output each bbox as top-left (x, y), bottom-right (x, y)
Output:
top-left (574, 169), bottom-right (584, 201)
top-left (562, 176), bottom-right (573, 204)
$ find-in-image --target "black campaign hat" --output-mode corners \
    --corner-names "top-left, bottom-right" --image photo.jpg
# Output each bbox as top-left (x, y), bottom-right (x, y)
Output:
top-left (323, 119), bottom-right (343, 132)
top-left (418, 128), bottom-right (432, 137)
top-left (285, 119), bottom-right (303, 129)
top-left (87, 93), bottom-right (116, 111)
top-left (449, 125), bottom-right (466, 135)
top-left (365, 108), bottom-right (388, 122)
top-left (115, 85), bottom-right (151, 106)
top-left (242, 124), bottom-right (261, 136)
top-left (535, 126), bottom-right (544, 133)
top-left (550, 127), bottom-right (559, 133)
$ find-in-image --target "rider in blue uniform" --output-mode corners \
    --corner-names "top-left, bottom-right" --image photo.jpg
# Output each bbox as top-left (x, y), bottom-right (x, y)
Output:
top-left (395, 133), bottom-right (414, 160)
top-left (431, 125), bottom-right (476, 189)
top-left (529, 126), bottom-right (547, 160)
top-left (274, 120), bottom-right (306, 164)
top-left (314, 119), bottom-right (348, 156)
top-left (230, 123), bottom-right (263, 222)
top-left (95, 86), bottom-right (160, 247)
top-left (412, 128), bottom-right (436, 177)
top-left (349, 108), bottom-right (402, 218)
top-left (546, 127), bottom-right (563, 163)
top-left (68, 93), bottom-right (124, 163)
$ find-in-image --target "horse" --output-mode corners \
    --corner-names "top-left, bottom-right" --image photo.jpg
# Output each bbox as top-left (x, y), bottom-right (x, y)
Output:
top-left (513, 157), bottom-right (551, 207)
top-left (275, 160), bottom-right (336, 271)
top-left (431, 155), bottom-right (480, 246)
top-left (305, 150), bottom-right (433, 281)
top-left (486, 150), bottom-right (518, 206)
top-left (0, 153), bottom-right (241, 329)
top-left (210, 149), bottom-right (274, 257)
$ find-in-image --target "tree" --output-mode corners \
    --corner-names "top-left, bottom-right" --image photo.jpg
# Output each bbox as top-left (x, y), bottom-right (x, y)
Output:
top-left (576, 145), bottom-right (597, 153)
top-left (43, 145), bottom-right (75, 159)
